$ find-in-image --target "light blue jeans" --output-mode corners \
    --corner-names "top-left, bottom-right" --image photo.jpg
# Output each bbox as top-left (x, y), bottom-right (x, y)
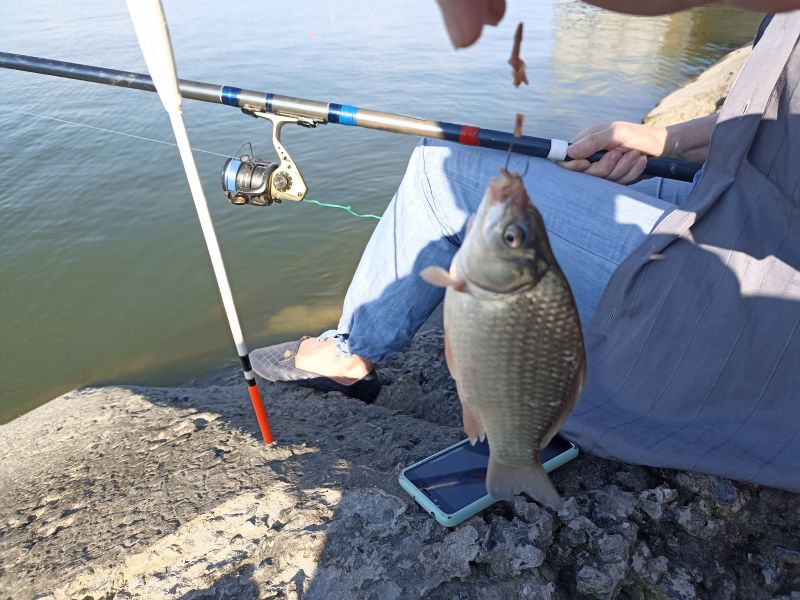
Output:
top-left (334, 139), bottom-right (694, 362)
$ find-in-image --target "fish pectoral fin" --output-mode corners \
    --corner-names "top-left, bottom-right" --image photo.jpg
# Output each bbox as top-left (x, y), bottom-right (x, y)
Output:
top-left (461, 405), bottom-right (486, 445)
top-left (420, 266), bottom-right (466, 291)
top-left (486, 457), bottom-right (564, 511)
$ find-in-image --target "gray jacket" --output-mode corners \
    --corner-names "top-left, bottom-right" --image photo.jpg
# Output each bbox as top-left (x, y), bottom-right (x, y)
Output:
top-left (565, 11), bottom-right (800, 492)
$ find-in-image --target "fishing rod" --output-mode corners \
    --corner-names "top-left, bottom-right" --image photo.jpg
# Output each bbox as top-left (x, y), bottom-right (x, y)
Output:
top-left (0, 52), bottom-right (701, 191)
top-left (125, 0), bottom-right (273, 444)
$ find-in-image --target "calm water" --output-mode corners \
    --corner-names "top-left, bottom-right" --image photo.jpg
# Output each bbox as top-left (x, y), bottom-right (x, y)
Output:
top-left (0, 0), bottom-right (761, 423)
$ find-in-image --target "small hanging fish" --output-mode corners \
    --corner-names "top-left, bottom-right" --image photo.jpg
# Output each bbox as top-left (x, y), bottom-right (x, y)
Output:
top-left (508, 22), bottom-right (529, 87)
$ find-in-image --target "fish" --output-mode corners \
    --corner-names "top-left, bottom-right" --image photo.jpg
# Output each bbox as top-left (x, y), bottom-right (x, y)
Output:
top-left (421, 169), bottom-right (585, 510)
top-left (508, 22), bottom-right (529, 87)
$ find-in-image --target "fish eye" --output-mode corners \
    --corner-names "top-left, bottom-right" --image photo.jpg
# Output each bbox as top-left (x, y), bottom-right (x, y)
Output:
top-left (503, 225), bottom-right (526, 248)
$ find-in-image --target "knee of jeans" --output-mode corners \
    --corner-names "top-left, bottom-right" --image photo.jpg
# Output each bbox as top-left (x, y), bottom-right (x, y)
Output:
top-left (394, 140), bottom-right (450, 213)
top-left (417, 137), bottom-right (455, 175)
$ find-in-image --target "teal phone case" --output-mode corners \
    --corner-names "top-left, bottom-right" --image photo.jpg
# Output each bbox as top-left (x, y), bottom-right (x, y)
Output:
top-left (398, 438), bottom-right (579, 527)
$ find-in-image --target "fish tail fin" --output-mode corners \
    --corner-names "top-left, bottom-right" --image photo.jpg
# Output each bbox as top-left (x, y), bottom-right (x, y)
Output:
top-left (487, 457), bottom-right (563, 511)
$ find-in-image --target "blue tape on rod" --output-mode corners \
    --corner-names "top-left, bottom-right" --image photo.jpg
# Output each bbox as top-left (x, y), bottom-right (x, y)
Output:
top-left (328, 103), bottom-right (358, 126)
top-left (265, 93), bottom-right (274, 112)
top-left (221, 86), bottom-right (241, 107)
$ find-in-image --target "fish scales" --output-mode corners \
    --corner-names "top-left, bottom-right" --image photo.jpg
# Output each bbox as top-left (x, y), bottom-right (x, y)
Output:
top-left (445, 269), bottom-right (582, 467)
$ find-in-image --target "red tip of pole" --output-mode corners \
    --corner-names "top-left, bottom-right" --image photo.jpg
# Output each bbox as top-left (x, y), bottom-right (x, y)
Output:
top-left (248, 382), bottom-right (274, 444)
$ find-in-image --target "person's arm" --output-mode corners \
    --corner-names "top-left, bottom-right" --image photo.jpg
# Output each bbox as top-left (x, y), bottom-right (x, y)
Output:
top-left (662, 114), bottom-right (717, 163)
top-left (559, 115), bottom-right (716, 183)
top-left (436, 0), bottom-right (796, 48)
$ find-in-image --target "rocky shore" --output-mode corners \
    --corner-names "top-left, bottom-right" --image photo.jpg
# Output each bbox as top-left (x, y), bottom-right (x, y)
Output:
top-left (643, 46), bottom-right (751, 127)
top-left (2, 48), bottom-right (798, 600)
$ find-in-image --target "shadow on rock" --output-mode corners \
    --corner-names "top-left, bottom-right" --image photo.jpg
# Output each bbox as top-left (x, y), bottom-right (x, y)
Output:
top-left (177, 567), bottom-right (259, 600)
top-left (1, 330), bottom-right (799, 599)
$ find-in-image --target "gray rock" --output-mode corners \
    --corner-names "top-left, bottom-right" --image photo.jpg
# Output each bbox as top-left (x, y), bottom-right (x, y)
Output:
top-left (639, 485), bottom-right (679, 520)
top-left (589, 486), bottom-right (638, 523)
top-left (644, 46), bottom-right (751, 127)
top-left (612, 468), bottom-right (652, 492)
top-left (558, 496), bottom-right (581, 520)
top-left (631, 542), bottom-right (669, 585)
top-left (561, 515), bottom-right (597, 547)
top-left (576, 561), bottom-right (628, 599)
top-left (372, 580), bottom-right (402, 600)
top-left (416, 525), bottom-right (480, 589)
top-left (520, 580), bottom-right (556, 600)
top-left (598, 533), bottom-right (631, 564)
top-left (660, 567), bottom-right (698, 600)
top-left (477, 518), bottom-right (545, 576)
top-left (1, 328), bottom-right (799, 599)
top-left (778, 548), bottom-right (800, 565)
top-left (763, 564), bottom-right (786, 591)
top-left (673, 501), bottom-right (723, 539)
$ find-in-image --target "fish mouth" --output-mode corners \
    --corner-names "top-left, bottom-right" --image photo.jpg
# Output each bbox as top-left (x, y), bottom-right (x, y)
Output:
top-left (490, 170), bottom-right (530, 201)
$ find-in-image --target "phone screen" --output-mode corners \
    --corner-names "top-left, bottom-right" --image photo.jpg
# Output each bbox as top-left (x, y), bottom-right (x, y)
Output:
top-left (403, 435), bottom-right (573, 515)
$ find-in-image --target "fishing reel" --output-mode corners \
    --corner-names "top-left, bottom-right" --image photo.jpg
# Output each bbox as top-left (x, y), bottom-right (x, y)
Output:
top-left (222, 111), bottom-right (315, 206)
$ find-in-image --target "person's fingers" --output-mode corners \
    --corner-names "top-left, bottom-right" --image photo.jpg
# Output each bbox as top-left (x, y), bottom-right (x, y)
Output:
top-left (616, 155), bottom-right (648, 184)
top-left (582, 150), bottom-right (622, 178)
top-left (568, 125), bottom-right (628, 160)
top-left (570, 123), bottom-right (607, 145)
top-left (484, 0), bottom-right (505, 25)
top-left (607, 150), bottom-right (641, 182)
top-left (436, 0), bottom-right (506, 48)
top-left (558, 158), bottom-right (591, 172)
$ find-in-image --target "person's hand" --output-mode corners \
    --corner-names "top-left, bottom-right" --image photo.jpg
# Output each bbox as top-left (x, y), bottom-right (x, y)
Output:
top-left (558, 121), bottom-right (667, 184)
top-left (436, 0), bottom-right (506, 48)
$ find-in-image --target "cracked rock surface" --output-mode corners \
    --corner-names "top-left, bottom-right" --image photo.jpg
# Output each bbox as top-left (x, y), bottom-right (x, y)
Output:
top-left (1, 330), bottom-right (798, 599)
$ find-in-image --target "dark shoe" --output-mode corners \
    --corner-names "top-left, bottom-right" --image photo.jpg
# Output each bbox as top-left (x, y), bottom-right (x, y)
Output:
top-left (250, 339), bottom-right (381, 404)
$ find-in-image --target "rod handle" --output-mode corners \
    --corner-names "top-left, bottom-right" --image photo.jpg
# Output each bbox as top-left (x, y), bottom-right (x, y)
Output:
top-left (586, 151), bottom-right (700, 183)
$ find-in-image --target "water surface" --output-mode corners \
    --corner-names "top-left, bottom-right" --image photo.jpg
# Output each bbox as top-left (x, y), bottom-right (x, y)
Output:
top-left (0, 0), bottom-right (762, 422)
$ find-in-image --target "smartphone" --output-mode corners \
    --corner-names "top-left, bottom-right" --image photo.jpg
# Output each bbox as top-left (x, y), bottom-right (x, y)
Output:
top-left (399, 435), bottom-right (578, 527)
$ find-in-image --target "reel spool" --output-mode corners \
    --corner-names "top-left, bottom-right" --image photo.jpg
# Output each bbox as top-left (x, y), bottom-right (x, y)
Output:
top-left (221, 111), bottom-right (311, 207)
top-left (222, 151), bottom-right (280, 206)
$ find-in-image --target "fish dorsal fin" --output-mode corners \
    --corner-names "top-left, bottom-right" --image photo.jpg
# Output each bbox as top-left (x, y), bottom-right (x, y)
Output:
top-left (421, 266), bottom-right (466, 291)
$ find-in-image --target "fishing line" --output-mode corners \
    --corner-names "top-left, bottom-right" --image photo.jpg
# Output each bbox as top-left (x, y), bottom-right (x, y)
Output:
top-left (2, 106), bottom-right (383, 221)
top-left (303, 200), bottom-right (380, 220)
top-left (0, 107), bottom-right (235, 159)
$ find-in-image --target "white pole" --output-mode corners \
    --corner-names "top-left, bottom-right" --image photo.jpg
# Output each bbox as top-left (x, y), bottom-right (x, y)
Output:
top-left (126, 0), bottom-right (273, 443)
